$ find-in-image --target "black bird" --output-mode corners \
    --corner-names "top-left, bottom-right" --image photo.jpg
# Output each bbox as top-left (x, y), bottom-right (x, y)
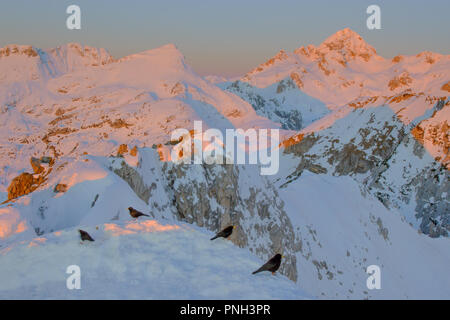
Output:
top-left (210, 225), bottom-right (235, 240)
top-left (252, 254), bottom-right (283, 275)
top-left (79, 229), bottom-right (94, 242)
top-left (128, 207), bottom-right (150, 219)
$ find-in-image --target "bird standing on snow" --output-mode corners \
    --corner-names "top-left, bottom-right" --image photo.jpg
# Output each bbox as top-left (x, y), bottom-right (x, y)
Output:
top-left (128, 207), bottom-right (150, 219)
top-left (210, 225), bottom-right (235, 240)
top-left (252, 254), bottom-right (283, 275)
top-left (79, 229), bottom-right (94, 242)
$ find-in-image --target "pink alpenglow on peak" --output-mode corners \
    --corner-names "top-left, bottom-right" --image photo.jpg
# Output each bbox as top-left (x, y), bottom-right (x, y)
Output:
top-left (293, 28), bottom-right (377, 62)
top-left (48, 43), bottom-right (114, 72)
top-left (114, 43), bottom-right (192, 85)
top-left (0, 42), bottom-right (114, 82)
top-left (318, 28), bottom-right (377, 58)
top-left (119, 43), bottom-right (186, 65)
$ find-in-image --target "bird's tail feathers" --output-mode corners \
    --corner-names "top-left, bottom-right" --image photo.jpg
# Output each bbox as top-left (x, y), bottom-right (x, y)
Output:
top-left (252, 267), bottom-right (263, 275)
top-left (210, 235), bottom-right (219, 241)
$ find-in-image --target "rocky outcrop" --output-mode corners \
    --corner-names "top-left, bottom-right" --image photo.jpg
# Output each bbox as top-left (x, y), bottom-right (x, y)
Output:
top-left (130, 146), bottom-right (138, 157)
top-left (112, 160), bottom-right (153, 205)
top-left (7, 173), bottom-right (36, 200)
top-left (30, 157), bottom-right (44, 174)
top-left (53, 183), bottom-right (68, 193)
top-left (410, 101), bottom-right (449, 166)
top-left (413, 166), bottom-right (449, 237)
top-left (0, 45), bottom-right (38, 58)
top-left (117, 144), bottom-right (128, 157)
top-left (328, 143), bottom-right (374, 175)
top-left (442, 81), bottom-right (450, 92)
top-left (388, 72), bottom-right (413, 91)
top-left (5, 155), bottom-right (54, 201)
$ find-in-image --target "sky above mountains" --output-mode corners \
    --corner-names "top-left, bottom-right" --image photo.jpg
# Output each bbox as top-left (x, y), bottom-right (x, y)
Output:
top-left (1, 0), bottom-right (449, 76)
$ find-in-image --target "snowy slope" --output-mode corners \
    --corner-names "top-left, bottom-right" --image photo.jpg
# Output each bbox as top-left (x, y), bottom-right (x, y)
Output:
top-left (277, 172), bottom-right (450, 299)
top-left (0, 219), bottom-right (308, 299)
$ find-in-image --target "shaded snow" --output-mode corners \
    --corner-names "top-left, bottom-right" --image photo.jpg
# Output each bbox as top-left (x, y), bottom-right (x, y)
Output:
top-left (278, 172), bottom-right (450, 299)
top-left (0, 219), bottom-right (309, 299)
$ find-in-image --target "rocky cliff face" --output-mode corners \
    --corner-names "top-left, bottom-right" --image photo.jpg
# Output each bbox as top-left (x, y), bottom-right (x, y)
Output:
top-left (368, 133), bottom-right (449, 237)
top-left (222, 79), bottom-right (329, 130)
top-left (112, 149), bottom-right (300, 281)
top-left (284, 106), bottom-right (406, 178)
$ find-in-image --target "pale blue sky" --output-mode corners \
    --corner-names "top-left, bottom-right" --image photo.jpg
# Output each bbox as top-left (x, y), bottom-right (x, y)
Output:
top-left (1, 0), bottom-right (449, 76)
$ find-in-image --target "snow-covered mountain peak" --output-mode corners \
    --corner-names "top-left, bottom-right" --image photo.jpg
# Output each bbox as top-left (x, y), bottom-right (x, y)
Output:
top-left (0, 44), bottom-right (51, 83)
top-left (319, 28), bottom-right (375, 54)
top-left (114, 43), bottom-right (191, 82)
top-left (156, 43), bottom-right (180, 52)
top-left (315, 28), bottom-right (377, 63)
top-left (293, 28), bottom-right (377, 64)
top-left (120, 43), bottom-right (185, 64)
top-left (48, 43), bottom-right (114, 73)
top-left (0, 43), bottom-right (115, 83)
top-left (51, 43), bottom-right (112, 58)
top-left (242, 29), bottom-right (385, 90)
top-left (321, 28), bottom-right (367, 45)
